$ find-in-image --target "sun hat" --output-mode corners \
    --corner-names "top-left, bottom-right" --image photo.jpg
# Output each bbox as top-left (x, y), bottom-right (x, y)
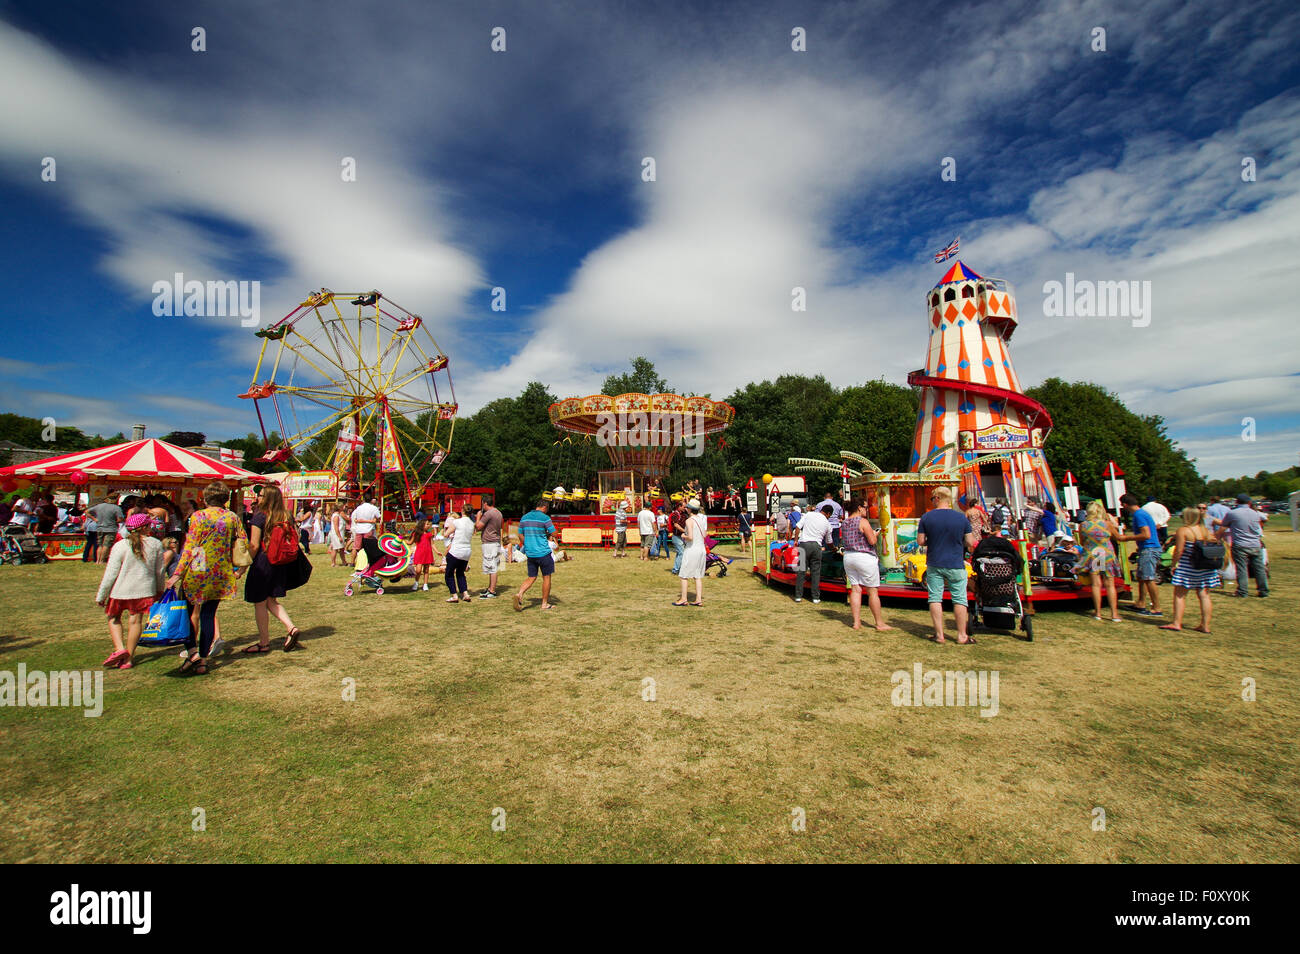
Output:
top-left (687, 498), bottom-right (701, 511)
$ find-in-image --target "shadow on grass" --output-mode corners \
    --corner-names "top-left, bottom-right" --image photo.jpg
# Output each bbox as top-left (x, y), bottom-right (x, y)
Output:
top-left (0, 634), bottom-right (43, 656)
top-left (143, 625), bottom-right (337, 677)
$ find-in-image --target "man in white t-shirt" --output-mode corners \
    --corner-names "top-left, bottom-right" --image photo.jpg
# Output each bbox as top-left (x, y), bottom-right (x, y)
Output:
top-left (349, 495), bottom-right (383, 568)
top-left (1140, 497), bottom-right (1171, 547)
top-left (795, 503), bottom-right (833, 603)
top-left (8, 495), bottom-right (35, 528)
top-left (637, 504), bottom-right (656, 561)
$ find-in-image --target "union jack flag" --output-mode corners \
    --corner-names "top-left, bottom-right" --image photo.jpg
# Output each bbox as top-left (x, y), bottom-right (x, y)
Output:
top-left (336, 424), bottom-right (364, 452)
top-left (933, 236), bottom-right (960, 263)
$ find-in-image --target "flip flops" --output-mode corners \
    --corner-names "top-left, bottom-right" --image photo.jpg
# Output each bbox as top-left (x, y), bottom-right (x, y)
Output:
top-left (241, 642), bottom-right (273, 654)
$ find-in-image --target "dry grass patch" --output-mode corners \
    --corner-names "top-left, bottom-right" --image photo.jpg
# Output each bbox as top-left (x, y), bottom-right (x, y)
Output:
top-left (1, 521), bottom-right (1296, 862)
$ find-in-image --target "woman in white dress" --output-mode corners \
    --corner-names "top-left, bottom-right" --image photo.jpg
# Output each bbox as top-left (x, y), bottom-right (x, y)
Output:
top-left (674, 498), bottom-right (707, 606)
top-left (309, 506), bottom-right (326, 546)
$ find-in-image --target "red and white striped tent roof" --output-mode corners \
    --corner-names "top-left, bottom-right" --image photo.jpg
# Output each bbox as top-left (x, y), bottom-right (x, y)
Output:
top-left (0, 439), bottom-right (262, 486)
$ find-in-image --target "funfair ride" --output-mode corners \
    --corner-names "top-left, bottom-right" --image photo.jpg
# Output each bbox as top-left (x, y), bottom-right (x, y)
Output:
top-left (240, 289), bottom-right (456, 510)
top-left (547, 393), bottom-right (734, 513)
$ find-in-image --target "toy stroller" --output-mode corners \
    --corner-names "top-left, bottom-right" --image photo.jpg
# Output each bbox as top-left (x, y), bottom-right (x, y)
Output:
top-left (345, 533), bottom-right (413, 596)
top-left (703, 535), bottom-right (733, 577)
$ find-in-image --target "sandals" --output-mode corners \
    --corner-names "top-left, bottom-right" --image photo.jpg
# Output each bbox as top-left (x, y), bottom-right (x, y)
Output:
top-left (957, 635), bottom-right (977, 645)
top-left (242, 642), bottom-right (273, 654)
top-left (194, 661), bottom-right (208, 675)
top-left (103, 650), bottom-right (128, 668)
top-left (179, 652), bottom-right (200, 673)
top-left (283, 628), bottom-right (301, 652)
top-left (671, 600), bottom-right (688, 606)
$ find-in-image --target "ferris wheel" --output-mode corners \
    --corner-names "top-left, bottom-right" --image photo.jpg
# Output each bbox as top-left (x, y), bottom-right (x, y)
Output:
top-left (240, 288), bottom-right (456, 504)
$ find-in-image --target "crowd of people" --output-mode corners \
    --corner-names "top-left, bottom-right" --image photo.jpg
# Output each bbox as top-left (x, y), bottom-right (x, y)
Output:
top-left (0, 470), bottom-right (1272, 676)
top-left (760, 487), bottom-right (1273, 641)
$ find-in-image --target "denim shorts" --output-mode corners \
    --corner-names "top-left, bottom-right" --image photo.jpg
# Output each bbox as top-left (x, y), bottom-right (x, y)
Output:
top-left (1136, 547), bottom-right (1161, 582)
top-left (925, 565), bottom-right (969, 606)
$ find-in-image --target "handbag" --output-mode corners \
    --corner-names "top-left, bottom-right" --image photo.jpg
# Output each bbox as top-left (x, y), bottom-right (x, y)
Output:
top-left (232, 536), bottom-right (253, 567)
top-left (140, 587), bottom-right (191, 645)
top-left (285, 547), bottom-right (314, 591)
top-left (1190, 539), bottom-right (1225, 570)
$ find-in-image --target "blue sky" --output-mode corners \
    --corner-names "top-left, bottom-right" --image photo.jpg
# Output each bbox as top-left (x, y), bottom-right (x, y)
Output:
top-left (1, 0), bottom-right (1297, 479)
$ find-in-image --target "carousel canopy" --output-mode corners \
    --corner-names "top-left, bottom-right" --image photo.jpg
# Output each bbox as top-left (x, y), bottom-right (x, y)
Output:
top-left (0, 438), bottom-right (263, 485)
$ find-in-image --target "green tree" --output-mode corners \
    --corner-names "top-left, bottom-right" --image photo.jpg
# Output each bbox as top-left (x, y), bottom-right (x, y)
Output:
top-left (722, 375), bottom-right (838, 485)
top-left (601, 357), bottom-right (671, 396)
top-left (1025, 378), bottom-right (1205, 508)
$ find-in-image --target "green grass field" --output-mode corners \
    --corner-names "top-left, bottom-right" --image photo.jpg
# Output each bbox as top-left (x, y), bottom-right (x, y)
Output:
top-left (1, 520), bottom-right (1296, 863)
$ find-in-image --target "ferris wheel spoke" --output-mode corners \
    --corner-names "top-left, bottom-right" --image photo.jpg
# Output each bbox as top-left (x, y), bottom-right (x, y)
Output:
top-left (292, 329), bottom-right (356, 392)
top-left (285, 336), bottom-right (349, 389)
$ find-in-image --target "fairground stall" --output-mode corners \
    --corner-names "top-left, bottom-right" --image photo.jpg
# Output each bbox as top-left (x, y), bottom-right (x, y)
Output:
top-left (0, 438), bottom-right (263, 560)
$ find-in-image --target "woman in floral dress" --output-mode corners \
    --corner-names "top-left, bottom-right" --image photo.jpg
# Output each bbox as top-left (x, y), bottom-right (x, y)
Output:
top-left (166, 482), bottom-right (248, 675)
top-left (1080, 499), bottom-right (1122, 622)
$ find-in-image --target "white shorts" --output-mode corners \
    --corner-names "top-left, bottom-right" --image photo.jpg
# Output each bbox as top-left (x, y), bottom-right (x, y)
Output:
top-left (843, 551), bottom-right (880, 588)
top-left (481, 542), bottom-right (501, 573)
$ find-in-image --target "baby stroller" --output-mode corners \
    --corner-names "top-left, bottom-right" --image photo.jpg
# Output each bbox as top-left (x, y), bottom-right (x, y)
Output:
top-left (970, 536), bottom-right (1032, 640)
top-left (345, 533), bottom-right (412, 596)
top-left (1, 524), bottom-right (49, 565)
top-left (703, 535), bottom-right (733, 577)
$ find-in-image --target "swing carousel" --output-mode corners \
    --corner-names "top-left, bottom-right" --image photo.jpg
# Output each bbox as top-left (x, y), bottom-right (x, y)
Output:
top-left (546, 392), bottom-right (735, 514)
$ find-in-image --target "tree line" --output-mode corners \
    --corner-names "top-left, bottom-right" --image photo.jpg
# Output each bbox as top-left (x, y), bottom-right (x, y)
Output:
top-left (1, 359), bottom-right (1215, 514)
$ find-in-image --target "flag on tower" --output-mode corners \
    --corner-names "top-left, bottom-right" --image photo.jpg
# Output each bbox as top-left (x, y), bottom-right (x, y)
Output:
top-left (933, 236), bottom-right (960, 263)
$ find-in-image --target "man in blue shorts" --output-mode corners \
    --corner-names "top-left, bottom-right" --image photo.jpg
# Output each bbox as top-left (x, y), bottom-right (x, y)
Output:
top-left (514, 500), bottom-right (557, 612)
top-left (1117, 493), bottom-right (1162, 616)
top-left (917, 486), bottom-right (979, 644)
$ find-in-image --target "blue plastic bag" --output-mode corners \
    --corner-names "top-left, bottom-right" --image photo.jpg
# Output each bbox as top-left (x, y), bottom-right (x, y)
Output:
top-left (139, 587), bottom-right (191, 645)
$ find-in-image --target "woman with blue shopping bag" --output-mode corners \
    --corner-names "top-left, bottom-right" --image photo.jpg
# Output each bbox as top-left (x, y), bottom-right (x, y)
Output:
top-left (96, 513), bottom-right (166, 670)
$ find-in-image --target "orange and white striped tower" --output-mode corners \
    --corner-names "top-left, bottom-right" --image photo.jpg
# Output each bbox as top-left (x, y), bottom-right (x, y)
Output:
top-left (907, 261), bottom-right (1059, 511)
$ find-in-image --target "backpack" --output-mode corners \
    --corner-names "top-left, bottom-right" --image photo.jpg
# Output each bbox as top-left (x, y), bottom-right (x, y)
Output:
top-left (265, 521), bottom-right (300, 565)
top-left (1190, 539), bottom-right (1225, 570)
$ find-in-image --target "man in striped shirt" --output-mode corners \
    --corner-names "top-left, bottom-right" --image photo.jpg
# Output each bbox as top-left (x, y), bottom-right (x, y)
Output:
top-left (514, 501), bottom-right (557, 612)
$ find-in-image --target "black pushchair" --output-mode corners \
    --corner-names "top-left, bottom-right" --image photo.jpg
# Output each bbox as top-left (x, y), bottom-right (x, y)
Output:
top-left (970, 536), bottom-right (1032, 640)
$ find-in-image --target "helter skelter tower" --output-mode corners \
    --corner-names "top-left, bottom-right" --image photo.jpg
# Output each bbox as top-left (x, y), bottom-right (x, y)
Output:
top-left (907, 260), bottom-right (1059, 512)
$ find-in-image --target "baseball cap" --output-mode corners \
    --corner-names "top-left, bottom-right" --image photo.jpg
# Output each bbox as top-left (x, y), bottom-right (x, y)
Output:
top-left (1236, 493), bottom-right (1251, 504)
